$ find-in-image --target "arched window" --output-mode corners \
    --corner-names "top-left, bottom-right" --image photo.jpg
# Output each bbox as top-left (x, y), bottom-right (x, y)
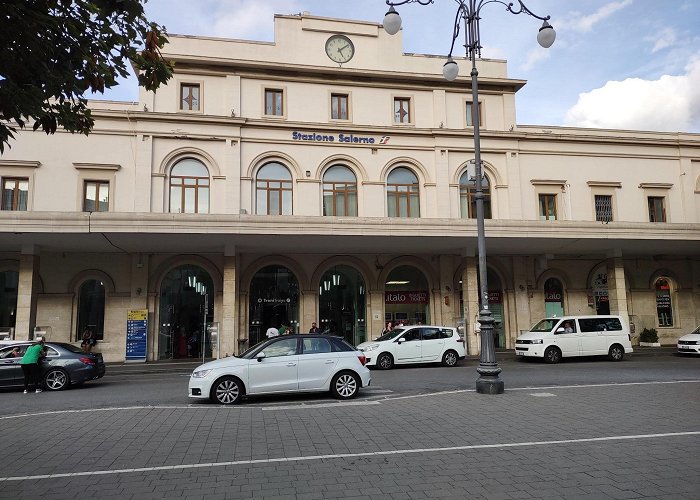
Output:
top-left (654, 278), bottom-right (673, 327)
top-left (386, 167), bottom-right (419, 218)
top-left (323, 165), bottom-right (357, 216)
top-left (169, 159), bottom-right (210, 214)
top-left (76, 279), bottom-right (105, 341)
top-left (459, 170), bottom-right (491, 219)
top-left (256, 162), bottom-right (292, 215)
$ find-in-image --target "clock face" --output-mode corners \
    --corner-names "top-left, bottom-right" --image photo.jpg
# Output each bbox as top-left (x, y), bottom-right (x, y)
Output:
top-left (325, 35), bottom-right (355, 64)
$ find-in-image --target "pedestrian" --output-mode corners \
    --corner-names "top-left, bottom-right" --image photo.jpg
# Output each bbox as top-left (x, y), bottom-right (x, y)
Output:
top-left (382, 321), bottom-right (394, 335)
top-left (20, 338), bottom-right (46, 394)
top-left (266, 325), bottom-right (280, 338)
top-left (80, 327), bottom-right (96, 353)
top-left (309, 322), bottom-right (321, 333)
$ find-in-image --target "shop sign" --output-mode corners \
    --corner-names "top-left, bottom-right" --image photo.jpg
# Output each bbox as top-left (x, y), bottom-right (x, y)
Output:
top-left (385, 291), bottom-right (428, 304)
top-left (655, 294), bottom-right (671, 307)
top-left (544, 292), bottom-right (562, 302)
top-left (488, 291), bottom-right (502, 303)
top-left (257, 297), bottom-right (291, 304)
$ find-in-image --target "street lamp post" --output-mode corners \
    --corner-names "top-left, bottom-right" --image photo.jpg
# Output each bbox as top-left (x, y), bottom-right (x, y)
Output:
top-left (383, 0), bottom-right (555, 394)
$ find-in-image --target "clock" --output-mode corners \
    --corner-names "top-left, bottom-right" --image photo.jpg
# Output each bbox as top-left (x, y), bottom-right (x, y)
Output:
top-left (325, 34), bottom-right (355, 64)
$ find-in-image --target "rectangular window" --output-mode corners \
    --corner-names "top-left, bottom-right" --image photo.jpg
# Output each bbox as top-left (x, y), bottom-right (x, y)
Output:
top-left (265, 89), bottom-right (284, 116)
top-left (648, 196), bottom-right (666, 222)
top-left (331, 93), bottom-right (349, 120)
top-left (538, 194), bottom-right (557, 221)
top-left (465, 101), bottom-right (483, 127)
top-left (83, 181), bottom-right (109, 212)
top-left (393, 97), bottom-right (411, 123)
top-left (1, 178), bottom-right (28, 211)
top-left (594, 195), bottom-right (613, 222)
top-left (180, 84), bottom-right (200, 111)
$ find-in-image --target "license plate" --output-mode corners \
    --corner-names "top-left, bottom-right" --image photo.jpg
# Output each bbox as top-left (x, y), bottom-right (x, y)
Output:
top-left (516, 351), bottom-right (524, 356)
top-left (680, 346), bottom-right (690, 350)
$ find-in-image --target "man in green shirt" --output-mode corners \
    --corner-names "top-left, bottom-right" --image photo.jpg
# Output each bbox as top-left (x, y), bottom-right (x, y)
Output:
top-left (20, 338), bottom-right (46, 393)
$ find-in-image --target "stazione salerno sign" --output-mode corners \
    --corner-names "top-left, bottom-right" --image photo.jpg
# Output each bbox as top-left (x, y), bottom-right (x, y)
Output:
top-left (292, 131), bottom-right (390, 145)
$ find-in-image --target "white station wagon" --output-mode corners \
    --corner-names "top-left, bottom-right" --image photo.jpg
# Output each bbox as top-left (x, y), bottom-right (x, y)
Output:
top-left (357, 325), bottom-right (465, 369)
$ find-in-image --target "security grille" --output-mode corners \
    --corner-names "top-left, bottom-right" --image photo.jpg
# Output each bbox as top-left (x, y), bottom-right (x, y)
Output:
top-left (595, 195), bottom-right (613, 222)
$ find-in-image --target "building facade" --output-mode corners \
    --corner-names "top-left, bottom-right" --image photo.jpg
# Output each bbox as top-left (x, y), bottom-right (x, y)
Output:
top-left (1, 14), bottom-right (699, 362)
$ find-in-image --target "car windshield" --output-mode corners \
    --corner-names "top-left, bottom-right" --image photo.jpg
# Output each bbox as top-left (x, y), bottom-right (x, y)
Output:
top-left (691, 325), bottom-right (700, 335)
top-left (530, 319), bottom-right (559, 332)
top-left (375, 328), bottom-right (405, 342)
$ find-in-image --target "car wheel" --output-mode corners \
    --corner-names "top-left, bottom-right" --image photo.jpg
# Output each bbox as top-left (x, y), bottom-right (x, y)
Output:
top-left (44, 368), bottom-right (69, 391)
top-left (608, 344), bottom-right (625, 361)
top-left (376, 353), bottom-right (394, 370)
top-left (211, 376), bottom-right (243, 405)
top-left (544, 346), bottom-right (562, 364)
top-left (331, 371), bottom-right (360, 400)
top-left (442, 350), bottom-right (458, 367)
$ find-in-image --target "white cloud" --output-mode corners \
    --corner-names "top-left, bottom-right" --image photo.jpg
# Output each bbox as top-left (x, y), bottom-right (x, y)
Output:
top-left (207, 0), bottom-right (302, 39)
top-left (648, 27), bottom-right (677, 53)
top-left (519, 47), bottom-right (550, 72)
top-left (564, 56), bottom-right (700, 132)
top-left (559, 0), bottom-right (634, 33)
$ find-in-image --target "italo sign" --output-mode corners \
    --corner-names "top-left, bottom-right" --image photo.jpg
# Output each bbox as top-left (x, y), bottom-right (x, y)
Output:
top-left (385, 291), bottom-right (428, 304)
top-left (292, 131), bottom-right (390, 145)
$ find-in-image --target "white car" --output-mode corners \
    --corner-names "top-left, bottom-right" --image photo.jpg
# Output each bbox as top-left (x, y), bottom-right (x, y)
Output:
top-left (677, 325), bottom-right (700, 355)
top-left (357, 325), bottom-right (465, 369)
top-left (188, 334), bottom-right (371, 404)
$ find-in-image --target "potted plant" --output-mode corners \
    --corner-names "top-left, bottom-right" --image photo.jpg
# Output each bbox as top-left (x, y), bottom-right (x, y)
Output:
top-left (639, 327), bottom-right (660, 347)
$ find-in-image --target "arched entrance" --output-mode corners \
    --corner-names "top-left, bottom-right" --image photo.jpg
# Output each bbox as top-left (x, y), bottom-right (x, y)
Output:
top-left (248, 265), bottom-right (299, 345)
top-left (486, 269), bottom-right (506, 348)
top-left (590, 264), bottom-right (610, 315)
top-left (384, 266), bottom-right (430, 326)
top-left (544, 277), bottom-right (565, 317)
top-left (158, 265), bottom-right (213, 360)
top-left (318, 265), bottom-right (366, 345)
top-left (0, 271), bottom-right (18, 338)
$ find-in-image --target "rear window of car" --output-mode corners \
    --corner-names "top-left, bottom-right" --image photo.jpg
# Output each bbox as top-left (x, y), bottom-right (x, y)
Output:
top-left (421, 328), bottom-right (440, 341)
top-left (579, 318), bottom-right (622, 332)
top-left (439, 328), bottom-right (454, 339)
top-left (328, 337), bottom-right (356, 352)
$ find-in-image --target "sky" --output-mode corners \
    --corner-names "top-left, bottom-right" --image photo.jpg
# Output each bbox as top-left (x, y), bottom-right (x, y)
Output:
top-left (99, 0), bottom-right (700, 133)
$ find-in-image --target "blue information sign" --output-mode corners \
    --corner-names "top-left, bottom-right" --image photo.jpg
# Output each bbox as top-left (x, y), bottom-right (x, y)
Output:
top-left (126, 309), bottom-right (148, 362)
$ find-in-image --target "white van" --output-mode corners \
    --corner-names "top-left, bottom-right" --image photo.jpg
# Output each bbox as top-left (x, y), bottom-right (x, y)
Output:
top-left (514, 315), bottom-right (633, 363)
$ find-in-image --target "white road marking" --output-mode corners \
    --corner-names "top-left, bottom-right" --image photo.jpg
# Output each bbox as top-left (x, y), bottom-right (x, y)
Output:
top-left (0, 431), bottom-right (698, 482)
top-left (529, 392), bottom-right (557, 397)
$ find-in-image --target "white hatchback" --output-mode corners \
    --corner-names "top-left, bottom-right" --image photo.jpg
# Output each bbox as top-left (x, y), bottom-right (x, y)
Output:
top-left (677, 325), bottom-right (700, 355)
top-left (189, 334), bottom-right (371, 404)
top-left (357, 325), bottom-right (465, 369)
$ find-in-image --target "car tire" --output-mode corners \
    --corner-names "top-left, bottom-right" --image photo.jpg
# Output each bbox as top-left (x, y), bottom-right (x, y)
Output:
top-left (211, 376), bottom-right (243, 405)
top-left (608, 344), bottom-right (625, 361)
top-left (44, 368), bottom-right (69, 391)
top-left (441, 350), bottom-right (459, 367)
top-left (376, 353), bottom-right (394, 370)
top-left (331, 371), bottom-right (360, 400)
top-left (544, 346), bottom-right (562, 364)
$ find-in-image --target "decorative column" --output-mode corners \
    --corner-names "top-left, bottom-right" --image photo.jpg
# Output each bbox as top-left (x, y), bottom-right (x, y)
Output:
top-left (221, 254), bottom-right (238, 358)
top-left (15, 251), bottom-right (40, 340)
top-left (606, 256), bottom-right (629, 321)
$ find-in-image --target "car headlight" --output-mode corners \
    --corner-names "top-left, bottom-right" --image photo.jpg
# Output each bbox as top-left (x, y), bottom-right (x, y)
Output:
top-left (192, 369), bottom-right (212, 378)
top-left (531, 339), bottom-right (543, 344)
top-left (363, 344), bottom-right (380, 352)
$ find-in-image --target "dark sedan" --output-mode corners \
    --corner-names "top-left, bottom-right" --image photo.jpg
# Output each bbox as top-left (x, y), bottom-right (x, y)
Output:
top-left (0, 342), bottom-right (106, 391)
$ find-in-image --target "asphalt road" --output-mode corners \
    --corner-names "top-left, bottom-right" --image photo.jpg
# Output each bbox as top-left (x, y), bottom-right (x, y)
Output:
top-left (1, 352), bottom-right (699, 499)
top-left (1, 351), bottom-right (698, 413)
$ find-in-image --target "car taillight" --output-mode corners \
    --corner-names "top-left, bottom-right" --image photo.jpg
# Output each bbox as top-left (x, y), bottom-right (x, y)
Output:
top-left (357, 354), bottom-right (367, 366)
top-left (79, 357), bottom-right (95, 365)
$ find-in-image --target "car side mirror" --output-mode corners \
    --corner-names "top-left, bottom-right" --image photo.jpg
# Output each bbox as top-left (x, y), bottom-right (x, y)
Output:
top-left (256, 351), bottom-right (266, 362)
top-left (555, 327), bottom-right (565, 333)
top-left (397, 338), bottom-right (404, 344)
